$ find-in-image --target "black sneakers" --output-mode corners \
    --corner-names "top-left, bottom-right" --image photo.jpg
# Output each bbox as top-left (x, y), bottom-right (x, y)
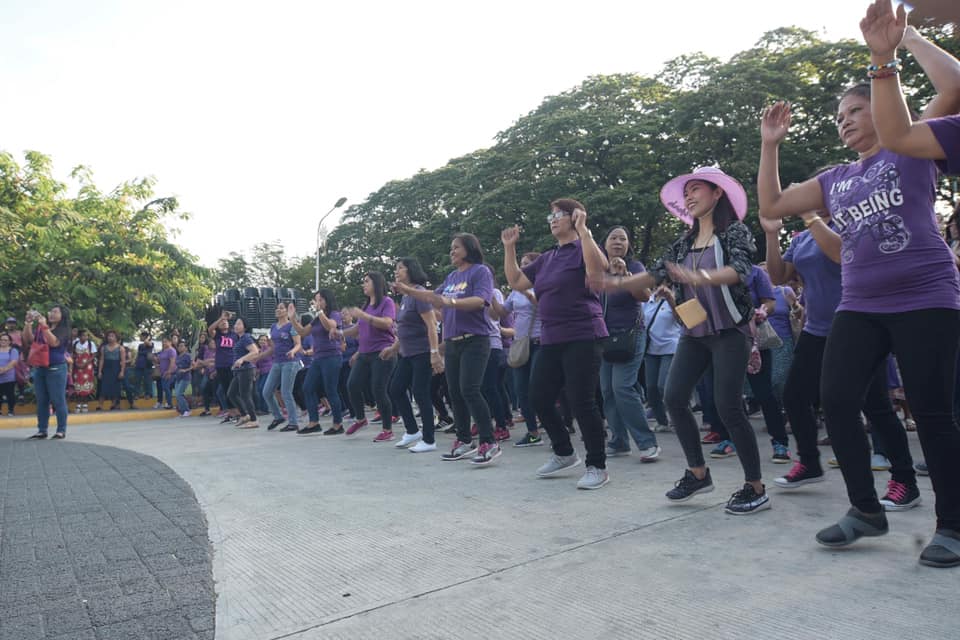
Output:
top-left (774, 462), bottom-right (825, 489)
top-left (879, 479), bottom-right (922, 511)
top-left (666, 469), bottom-right (714, 502)
top-left (725, 483), bottom-right (771, 515)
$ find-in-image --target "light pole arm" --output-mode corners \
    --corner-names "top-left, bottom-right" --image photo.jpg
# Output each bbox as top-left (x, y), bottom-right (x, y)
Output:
top-left (315, 198), bottom-right (347, 292)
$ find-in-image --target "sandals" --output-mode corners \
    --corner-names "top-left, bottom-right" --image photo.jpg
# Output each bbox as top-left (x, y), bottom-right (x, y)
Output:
top-left (28, 432), bottom-right (48, 440)
top-left (51, 433), bottom-right (65, 440)
top-left (816, 507), bottom-right (888, 547)
top-left (919, 530), bottom-right (960, 568)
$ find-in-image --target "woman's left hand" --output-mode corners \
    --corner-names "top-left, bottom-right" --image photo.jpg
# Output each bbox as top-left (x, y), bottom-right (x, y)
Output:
top-left (666, 262), bottom-right (704, 286)
top-left (608, 257), bottom-right (628, 276)
top-left (859, 0), bottom-right (906, 58)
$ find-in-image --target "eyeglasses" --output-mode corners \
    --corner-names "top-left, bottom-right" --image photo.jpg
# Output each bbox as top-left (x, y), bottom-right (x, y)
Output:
top-left (546, 210), bottom-right (569, 223)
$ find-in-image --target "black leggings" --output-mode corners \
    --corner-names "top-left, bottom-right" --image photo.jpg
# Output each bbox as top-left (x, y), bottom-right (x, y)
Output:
top-left (227, 367), bottom-right (257, 420)
top-left (0, 381), bottom-right (15, 413)
top-left (822, 309), bottom-right (960, 530)
top-left (216, 367), bottom-right (233, 410)
top-left (348, 352), bottom-right (396, 428)
top-left (785, 331), bottom-right (913, 483)
top-left (530, 340), bottom-right (605, 469)
top-left (431, 373), bottom-right (451, 420)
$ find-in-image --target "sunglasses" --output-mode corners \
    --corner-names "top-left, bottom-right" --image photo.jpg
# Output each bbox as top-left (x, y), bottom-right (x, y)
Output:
top-left (545, 210), bottom-right (569, 223)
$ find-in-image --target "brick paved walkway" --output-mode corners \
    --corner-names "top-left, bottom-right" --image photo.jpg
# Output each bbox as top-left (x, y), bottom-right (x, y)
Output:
top-left (0, 438), bottom-right (215, 640)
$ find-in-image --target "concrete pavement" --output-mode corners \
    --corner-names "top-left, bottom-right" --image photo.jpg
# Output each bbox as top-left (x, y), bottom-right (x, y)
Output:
top-left (0, 415), bottom-right (954, 639)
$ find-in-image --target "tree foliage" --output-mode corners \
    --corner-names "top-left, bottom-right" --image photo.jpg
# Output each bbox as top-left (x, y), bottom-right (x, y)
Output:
top-left (0, 151), bottom-right (212, 337)
top-left (308, 25), bottom-right (956, 305)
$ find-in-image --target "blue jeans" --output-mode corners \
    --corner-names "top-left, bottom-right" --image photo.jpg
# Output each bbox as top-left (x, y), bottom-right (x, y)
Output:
top-left (305, 355), bottom-right (343, 424)
top-left (600, 332), bottom-right (656, 450)
top-left (175, 378), bottom-right (190, 413)
top-left (33, 365), bottom-right (68, 434)
top-left (255, 371), bottom-right (268, 412)
top-left (511, 342), bottom-right (539, 433)
top-left (263, 360), bottom-right (302, 426)
top-left (160, 376), bottom-right (174, 407)
top-left (389, 352), bottom-right (435, 443)
top-left (644, 352), bottom-right (674, 427)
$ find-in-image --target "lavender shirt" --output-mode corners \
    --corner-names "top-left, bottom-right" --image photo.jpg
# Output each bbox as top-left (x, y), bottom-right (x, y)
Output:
top-left (158, 347), bottom-right (177, 376)
top-left (817, 143), bottom-right (960, 313)
top-left (358, 297), bottom-right (397, 354)
top-left (783, 227), bottom-right (842, 337)
top-left (311, 311), bottom-right (343, 359)
top-left (255, 346), bottom-right (273, 376)
top-left (504, 290), bottom-right (539, 340)
top-left (521, 239), bottom-right (607, 345)
top-left (437, 263), bottom-right (493, 340)
top-left (487, 288), bottom-right (504, 351)
top-left (681, 249), bottom-right (750, 338)
top-left (746, 265), bottom-right (775, 308)
top-left (0, 348), bottom-right (18, 384)
top-left (270, 322), bottom-right (298, 362)
top-left (768, 286), bottom-right (796, 342)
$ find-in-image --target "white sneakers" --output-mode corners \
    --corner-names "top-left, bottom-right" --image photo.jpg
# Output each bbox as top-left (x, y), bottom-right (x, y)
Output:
top-left (409, 440), bottom-right (437, 453)
top-left (395, 432), bottom-right (423, 448)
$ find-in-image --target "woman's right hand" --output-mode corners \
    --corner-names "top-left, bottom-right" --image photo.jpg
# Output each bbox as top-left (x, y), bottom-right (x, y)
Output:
top-left (655, 284), bottom-right (675, 306)
top-left (760, 102), bottom-right (791, 146)
top-left (501, 225), bottom-right (520, 247)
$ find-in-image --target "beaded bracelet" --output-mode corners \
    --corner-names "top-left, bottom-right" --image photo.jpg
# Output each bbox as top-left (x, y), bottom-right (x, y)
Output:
top-left (868, 68), bottom-right (900, 80)
top-left (867, 58), bottom-right (902, 72)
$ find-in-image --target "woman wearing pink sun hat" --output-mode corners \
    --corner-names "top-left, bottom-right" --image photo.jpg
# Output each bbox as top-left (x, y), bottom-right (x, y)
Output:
top-left (595, 165), bottom-right (769, 516)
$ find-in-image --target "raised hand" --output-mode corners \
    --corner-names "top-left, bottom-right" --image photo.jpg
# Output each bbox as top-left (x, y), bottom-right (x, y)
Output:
top-left (759, 215), bottom-right (783, 235)
top-left (501, 225), bottom-right (520, 247)
top-left (760, 102), bottom-right (791, 145)
top-left (859, 0), bottom-right (906, 58)
top-left (286, 302), bottom-right (297, 323)
top-left (571, 208), bottom-right (589, 234)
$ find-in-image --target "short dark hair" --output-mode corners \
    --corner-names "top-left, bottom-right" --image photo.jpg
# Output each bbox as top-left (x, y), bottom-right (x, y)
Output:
top-left (550, 198), bottom-right (585, 215)
top-left (453, 233), bottom-right (484, 265)
top-left (233, 317), bottom-right (248, 332)
top-left (364, 271), bottom-right (389, 307)
top-left (397, 257), bottom-right (428, 286)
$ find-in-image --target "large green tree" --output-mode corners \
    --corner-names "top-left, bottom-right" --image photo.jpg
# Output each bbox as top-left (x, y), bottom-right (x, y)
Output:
top-left (0, 151), bottom-right (212, 337)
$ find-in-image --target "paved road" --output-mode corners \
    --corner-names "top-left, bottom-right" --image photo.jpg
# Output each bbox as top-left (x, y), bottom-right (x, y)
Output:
top-left (0, 438), bottom-right (215, 640)
top-left (1, 417), bottom-right (954, 639)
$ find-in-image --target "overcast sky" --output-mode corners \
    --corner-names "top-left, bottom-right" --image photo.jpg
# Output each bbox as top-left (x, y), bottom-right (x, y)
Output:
top-left (2, 0), bottom-right (874, 266)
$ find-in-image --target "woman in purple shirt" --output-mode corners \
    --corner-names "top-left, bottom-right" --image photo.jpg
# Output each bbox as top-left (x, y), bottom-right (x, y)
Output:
top-left (228, 317), bottom-right (260, 428)
top-left (757, 2), bottom-right (960, 566)
top-left (503, 198), bottom-right (610, 490)
top-left (261, 303), bottom-right (303, 431)
top-left (385, 258), bottom-right (443, 452)
top-left (254, 335), bottom-right (272, 414)
top-left (341, 272), bottom-right (398, 441)
top-left (396, 233), bottom-right (498, 465)
top-left (0, 333), bottom-right (20, 416)
top-left (291, 289), bottom-right (344, 436)
top-left (24, 304), bottom-right (72, 439)
top-left (599, 168), bottom-right (768, 514)
top-left (599, 226), bottom-right (659, 462)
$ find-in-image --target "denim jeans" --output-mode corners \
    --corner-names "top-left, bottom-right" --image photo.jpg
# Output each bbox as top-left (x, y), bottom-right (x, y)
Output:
top-left (665, 329), bottom-right (762, 482)
top-left (348, 352), bottom-right (396, 428)
top-left (132, 367), bottom-right (154, 398)
top-left (160, 376), bottom-right (174, 407)
top-left (511, 342), bottom-right (539, 433)
top-left (822, 309), bottom-right (960, 529)
top-left (389, 352), bottom-right (435, 443)
top-left (34, 365), bottom-right (68, 434)
top-left (305, 355), bottom-right (343, 424)
top-left (255, 372), bottom-right (268, 412)
top-left (263, 360), bottom-right (302, 426)
top-left (644, 352), bottom-right (673, 427)
top-left (444, 335), bottom-right (492, 444)
top-left (174, 378), bottom-right (190, 413)
top-left (601, 332), bottom-right (656, 451)
top-left (531, 339), bottom-right (606, 469)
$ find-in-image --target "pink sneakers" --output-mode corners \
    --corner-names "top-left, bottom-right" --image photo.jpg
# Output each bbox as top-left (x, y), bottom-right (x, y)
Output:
top-left (373, 430), bottom-right (394, 442)
top-left (345, 419), bottom-right (368, 436)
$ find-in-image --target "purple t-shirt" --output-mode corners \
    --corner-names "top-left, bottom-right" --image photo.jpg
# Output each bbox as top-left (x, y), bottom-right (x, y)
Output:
top-left (299, 335), bottom-right (313, 367)
top-left (500, 303), bottom-right (515, 350)
top-left (200, 346), bottom-right (216, 376)
top-left (746, 265), bottom-right (775, 308)
top-left (397, 290), bottom-right (433, 357)
top-left (681, 249), bottom-right (751, 338)
top-left (175, 352), bottom-right (192, 382)
top-left (158, 347), bottom-right (177, 376)
top-left (817, 145), bottom-right (960, 313)
top-left (783, 228), bottom-right (842, 337)
top-left (311, 311), bottom-right (343, 360)
top-left (437, 263), bottom-right (494, 340)
top-left (214, 330), bottom-right (237, 369)
top-left (255, 345), bottom-right (273, 375)
top-left (0, 348), bottom-right (19, 383)
top-left (233, 333), bottom-right (255, 369)
top-left (521, 239), bottom-right (607, 345)
top-left (270, 322), bottom-right (298, 362)
top-left (768, 286), bottom-right (795, 342)
top-left (603, 259), bottom-right (645, 332)
top-left (358, 297), bottom-right (396, 354)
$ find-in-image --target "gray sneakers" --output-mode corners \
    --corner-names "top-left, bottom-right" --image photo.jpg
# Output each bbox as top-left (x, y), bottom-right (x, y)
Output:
top-left (576, 466), bottom-right (610, 490)
top-left (536, 454), bottom-right (582, 477)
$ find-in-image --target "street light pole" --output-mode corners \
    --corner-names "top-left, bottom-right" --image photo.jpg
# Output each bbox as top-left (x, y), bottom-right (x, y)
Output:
top-left (316, 197), bottom-right (348, 292)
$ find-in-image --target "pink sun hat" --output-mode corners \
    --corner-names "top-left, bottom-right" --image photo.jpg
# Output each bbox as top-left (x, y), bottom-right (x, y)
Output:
top-left (660, 166), bottom-right (748, 226)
